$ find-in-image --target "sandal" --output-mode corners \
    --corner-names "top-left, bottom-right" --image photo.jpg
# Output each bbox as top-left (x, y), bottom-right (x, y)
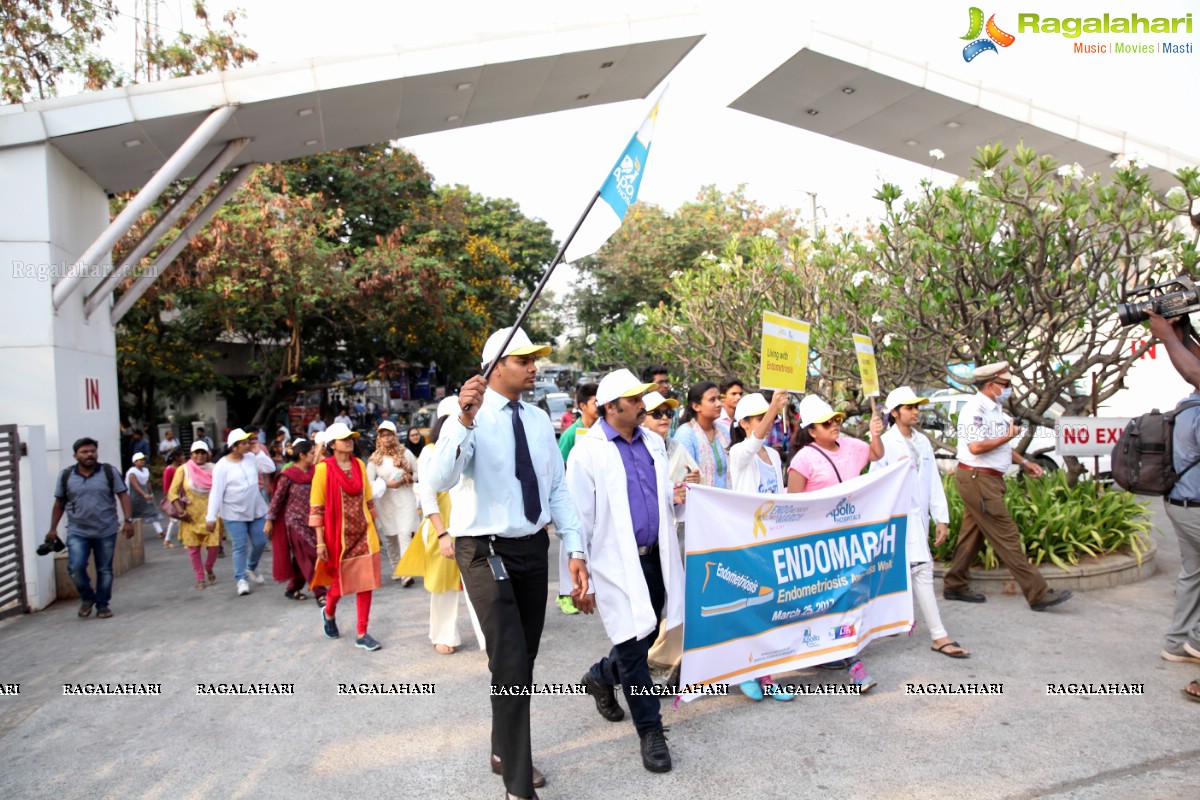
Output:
top-left (194, 581), bottom-right (206, 591)
top-left (206, 570), bottom-right (217, 585)
top-left (78, 602), bottom-right (94, 618)
top-left (285, 589), bottom-right (308, 601)
top-left (317, 595), bottom-right (327, 608)
top-left (1183, 680), bottom-right (1200, 703)
top-left (96, 608), bottom-right (113, 619)
top-left (932, 640), bottom-right (970, 659)
top-left (434, 644), bottom-right (456, 655)
top-left (163, 542), bottom-right (176, 549)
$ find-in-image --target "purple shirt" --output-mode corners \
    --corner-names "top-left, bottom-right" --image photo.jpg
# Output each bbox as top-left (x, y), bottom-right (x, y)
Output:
top-left (600, 419), bottom-right (660, 548)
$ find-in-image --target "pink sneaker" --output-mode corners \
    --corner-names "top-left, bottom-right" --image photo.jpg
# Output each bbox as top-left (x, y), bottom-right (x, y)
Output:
top-left (849, 660), bottom-right (877, 694)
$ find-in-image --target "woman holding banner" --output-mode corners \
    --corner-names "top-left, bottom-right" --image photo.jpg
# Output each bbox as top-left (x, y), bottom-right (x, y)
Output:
top-left (728, 389), bottom-right (794, 702)
top-left (871, 387), bottom-right (969, 659)
top-left (787, 394), bottom-right (886, 692)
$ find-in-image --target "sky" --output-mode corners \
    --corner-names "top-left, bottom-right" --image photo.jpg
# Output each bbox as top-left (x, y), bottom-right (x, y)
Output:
top-left (100, 0), bottom-right (1199, 281)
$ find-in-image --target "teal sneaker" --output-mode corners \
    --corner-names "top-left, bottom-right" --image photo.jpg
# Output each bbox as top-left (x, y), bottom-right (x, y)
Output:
top-left (739, 679), bottom-right (764, 701)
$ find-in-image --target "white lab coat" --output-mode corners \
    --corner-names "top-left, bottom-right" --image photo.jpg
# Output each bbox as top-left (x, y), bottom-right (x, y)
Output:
top-left (566, 423), bottom-right (685, 645)
top-left (870, 425), bottom-right (949, 563)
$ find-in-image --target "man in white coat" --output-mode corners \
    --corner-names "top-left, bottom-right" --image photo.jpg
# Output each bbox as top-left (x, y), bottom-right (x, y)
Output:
top-left (567, 369), bottom-right (687, 774)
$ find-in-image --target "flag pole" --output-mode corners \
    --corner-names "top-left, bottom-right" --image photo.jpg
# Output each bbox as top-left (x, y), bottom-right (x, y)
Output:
top-left (479, 189), bottom-right (602, 383)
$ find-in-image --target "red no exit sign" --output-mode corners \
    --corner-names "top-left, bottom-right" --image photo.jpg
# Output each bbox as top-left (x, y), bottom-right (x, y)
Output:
top-left (1057, 417), bottom-right (1131, 457)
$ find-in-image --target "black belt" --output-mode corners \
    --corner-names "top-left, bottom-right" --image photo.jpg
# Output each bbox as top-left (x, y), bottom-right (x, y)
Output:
top-left (638, 543), bottom-right (659, 557)
top-left (1167, 497), bottom-right (1200, 508)
top-left (465, 527), bottom-right (547, 541)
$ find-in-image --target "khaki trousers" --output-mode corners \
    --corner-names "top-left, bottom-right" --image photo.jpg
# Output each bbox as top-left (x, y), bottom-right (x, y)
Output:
top-left (945, 468), bottom-right (1048, 605)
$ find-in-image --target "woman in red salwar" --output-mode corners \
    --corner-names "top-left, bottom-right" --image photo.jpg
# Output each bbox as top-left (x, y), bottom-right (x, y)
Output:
top-left (310, 423), bottom-right (384, 651)
top-left (265, 440), bottom-right (325, 604)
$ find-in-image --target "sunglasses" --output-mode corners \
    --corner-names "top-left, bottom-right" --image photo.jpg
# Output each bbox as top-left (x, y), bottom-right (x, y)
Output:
top-left (647, 409), bottom-right (673, 420)
top-left (817, 419), bottom-right (841, 428)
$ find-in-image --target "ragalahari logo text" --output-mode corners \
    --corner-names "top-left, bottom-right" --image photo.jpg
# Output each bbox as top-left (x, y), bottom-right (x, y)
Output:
top-left (962, 7), bottom-right (1016, 61)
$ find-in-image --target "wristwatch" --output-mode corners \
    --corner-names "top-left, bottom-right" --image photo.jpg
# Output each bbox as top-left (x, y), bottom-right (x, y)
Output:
top-left (568, 551), bottom-right (587, 562)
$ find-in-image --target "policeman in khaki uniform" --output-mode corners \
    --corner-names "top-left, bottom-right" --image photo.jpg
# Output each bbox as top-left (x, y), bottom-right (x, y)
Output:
top-left (943, 361), bottom-right (1073, 611)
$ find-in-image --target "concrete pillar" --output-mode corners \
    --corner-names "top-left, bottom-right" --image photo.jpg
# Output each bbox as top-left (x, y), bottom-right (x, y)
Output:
top-left (0, 143), bottom-right (120, 609)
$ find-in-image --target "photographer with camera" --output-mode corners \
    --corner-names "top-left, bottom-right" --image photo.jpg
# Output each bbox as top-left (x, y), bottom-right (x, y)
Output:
top-left (1146, 310), bottom-right (1200, 703)
top-left (45, 437), bottom-right (134, 619)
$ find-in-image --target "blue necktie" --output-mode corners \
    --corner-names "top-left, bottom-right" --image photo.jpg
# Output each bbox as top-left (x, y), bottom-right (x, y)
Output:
top-left (509, 401), bottom-right (542, 524)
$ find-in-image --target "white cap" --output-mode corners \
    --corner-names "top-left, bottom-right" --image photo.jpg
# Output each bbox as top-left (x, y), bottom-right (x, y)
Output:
top-left (884, 386), bottom-right (929, 414)
top-left (226, 428), bottom-right (253, 448)
top-left (596, 368), bottom-right (657, 406)
top-left (377, 420), bottom-right (397, 434)
top-left (131, 452), bottom-right (146, 462)
top-left (972, 361), bottom-right (1012, 382)
top-left (734, 392), bottom-right (771, 423)
top-left (313, 431), bottom-right (327, 445)
top-left (290, 437), bottom-right (306, 448)
top-left (324, 422), bottom-right (359, 441)
top-left (190, 440), bottom-right (210, 453)
top-left (643, 391), bottom-right (678, 412)
top-left (798, 395), bottom-right (844, 428)
top-left (481, 326), bottom-right (551, 368)
top-left (436, 396), bottom-right (461, 418)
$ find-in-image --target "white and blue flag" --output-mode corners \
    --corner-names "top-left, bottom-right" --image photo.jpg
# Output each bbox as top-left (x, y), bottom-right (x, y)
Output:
top-left (565, 88), bottom-right (664, 262)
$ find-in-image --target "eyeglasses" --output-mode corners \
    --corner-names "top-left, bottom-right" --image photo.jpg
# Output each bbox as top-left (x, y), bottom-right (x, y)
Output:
top-left (817, 419), bottom-right (841, 428)
top-left (647, 410), bottom-right (673, 420)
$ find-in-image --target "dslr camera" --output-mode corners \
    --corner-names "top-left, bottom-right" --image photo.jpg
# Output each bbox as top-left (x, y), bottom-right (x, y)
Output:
top-left (36, 536), bottom-right (66, 556)
top-left (1118, 276), bottom-right (1200, 327)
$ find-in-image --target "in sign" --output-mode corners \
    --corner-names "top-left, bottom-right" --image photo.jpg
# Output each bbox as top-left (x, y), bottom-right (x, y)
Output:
top-left (84, 377), bottom-right (100, 411)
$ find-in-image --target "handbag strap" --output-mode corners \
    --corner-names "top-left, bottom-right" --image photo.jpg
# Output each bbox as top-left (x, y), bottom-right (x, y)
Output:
top-left (806, 444), bottom-right (843, 483)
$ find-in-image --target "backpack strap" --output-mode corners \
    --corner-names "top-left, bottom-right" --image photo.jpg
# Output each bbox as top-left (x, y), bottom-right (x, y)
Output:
top-left (58, 466), bottom-right (73, 501)
top-left (806, 444), bottom-right (843, 484)
top-left (1168, 400), bottom-right (1200, 490)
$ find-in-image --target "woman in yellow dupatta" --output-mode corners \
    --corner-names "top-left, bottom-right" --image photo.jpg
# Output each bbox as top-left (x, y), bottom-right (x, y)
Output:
top-left (395, 397), bottom-right (486, 654)
top-left (310, 423), bottom-right (384, 651)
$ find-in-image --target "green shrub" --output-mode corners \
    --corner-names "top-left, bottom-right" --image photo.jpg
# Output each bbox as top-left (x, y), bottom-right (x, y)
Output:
top-left (930, 471), bottom-right (1153, 571)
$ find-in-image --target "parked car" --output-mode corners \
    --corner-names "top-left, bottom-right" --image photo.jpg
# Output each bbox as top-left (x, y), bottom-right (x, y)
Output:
top-left (521, 381), bottom-right (558, 405)
top-left (539, 392), bottom-right (573, 434)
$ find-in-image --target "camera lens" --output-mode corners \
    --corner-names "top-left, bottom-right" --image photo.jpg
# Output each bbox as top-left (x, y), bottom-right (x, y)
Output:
top-left (1117, 300), bottom-right (1149, 327)
top-left (36, 541), bottom-right (52, 556)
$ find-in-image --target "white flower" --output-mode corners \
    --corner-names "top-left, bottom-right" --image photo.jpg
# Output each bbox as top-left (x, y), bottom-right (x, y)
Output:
top-left (718, 261), bottom-right (733, 272)
top-left (929, 148), bottom-right (945, 161)
top-left (702, 250), bottom-right (718, 261)
top-left (882, 333), bottom-right (895, 347)
top-left (1056, 163), bottom-right (1084, 181)
top-left (669, 270), bottom-right (682, 279)
top-left (1150, 248), bottom-right (1173, 261)
top-left (633, 312), bottom-right (647, 325)
top-left (982, 169), bottom-right (995, 178)
top-left (585, 333), bottom-right (597, 345)
top-left (851, 270), bottom-right (873, 287)
top-left (760, 228), bottom-right (778, 240)
top-left (1111, 154), bottom-right (1135, 170)
top-left (962, 180), bottom-right (979, 194)
top-left (1165, 186), bottom-right (1187, 202)
top-left (871, 313), bottom-right (885, 325)
top-left (670, 325), bottom-right (683, 334)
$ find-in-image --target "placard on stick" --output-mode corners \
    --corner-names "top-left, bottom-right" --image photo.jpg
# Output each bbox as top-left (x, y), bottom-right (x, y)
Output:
top-left (760, 312), bottom-right (810, 393)
top-left (852, 333), bottom-right (879, 397)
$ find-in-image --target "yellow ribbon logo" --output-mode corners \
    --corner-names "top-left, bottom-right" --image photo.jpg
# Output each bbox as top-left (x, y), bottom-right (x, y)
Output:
top-left (752, 501), bottom-right (774, 539)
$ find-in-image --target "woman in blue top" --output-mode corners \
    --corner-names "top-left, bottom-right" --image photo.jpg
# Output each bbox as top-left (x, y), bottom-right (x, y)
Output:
top-left (672, 381), bottom-right (729, 489)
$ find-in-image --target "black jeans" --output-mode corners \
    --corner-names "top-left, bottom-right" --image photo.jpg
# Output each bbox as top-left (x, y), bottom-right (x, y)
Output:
top-left (457, 531), bottom-right (549, 798)
top-left (587, 547), bottom-right (666, 737)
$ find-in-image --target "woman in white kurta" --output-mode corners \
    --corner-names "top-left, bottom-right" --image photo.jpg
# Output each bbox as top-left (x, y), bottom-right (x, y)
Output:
top-left (870, 386), bottom-right (969, 658)
top-left (366, 421), bottom-right (420, 584)
top-left (726, 390), bottom-right (793, 701)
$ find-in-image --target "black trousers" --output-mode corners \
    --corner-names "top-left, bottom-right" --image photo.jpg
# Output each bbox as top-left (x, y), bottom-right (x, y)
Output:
top-left (457, 530), bottom-right (549, 798)
top-left (587, 548), bottom-right (667, 737)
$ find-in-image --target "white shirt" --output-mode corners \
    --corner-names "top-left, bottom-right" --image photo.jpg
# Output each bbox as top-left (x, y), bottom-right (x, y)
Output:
top-left (307, 419), bottom-right (327, 437)
top-left (158, 438), bottom-right (176, 455)
top-left (334, 414), bottom-right (354, 428)
top-left (426, 387), bottom-right (582, 553)
top-left (872, 425), bottom-right (949, 563)
top-left (728, 433), bottom-right (783, 495)
top-left (206, 451), bottom-right (276, 522)
top-left (956, 392), bottom-right (1013, 471)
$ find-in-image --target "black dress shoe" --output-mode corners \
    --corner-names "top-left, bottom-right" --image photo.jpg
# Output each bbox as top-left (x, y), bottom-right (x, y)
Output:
top-left (1031, 588), bottom-right (1073, 611)
top-left (582, 673), bottom-right (625, 722)
top-left (490, 755), bottom-right (545, 788)
top-left (640, 727), bottom-right (672, 773)
top-left (943, 589), bottom-right (987, 603)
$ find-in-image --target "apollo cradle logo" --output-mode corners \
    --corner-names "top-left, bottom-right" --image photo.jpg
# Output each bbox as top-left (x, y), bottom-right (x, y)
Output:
top-left (961, 7), bottom-right (1016, 62)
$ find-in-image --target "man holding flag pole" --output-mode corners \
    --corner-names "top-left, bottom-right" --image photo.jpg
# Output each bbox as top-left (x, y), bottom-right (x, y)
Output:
top-left (428, 89), bottom-right (665, 800)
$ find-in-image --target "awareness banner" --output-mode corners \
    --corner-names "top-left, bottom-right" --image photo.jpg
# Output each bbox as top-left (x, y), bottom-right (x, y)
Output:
top-left (759, 311), bottom-right (810, 393)
top-left (680, 462), bottom-right (914, 694)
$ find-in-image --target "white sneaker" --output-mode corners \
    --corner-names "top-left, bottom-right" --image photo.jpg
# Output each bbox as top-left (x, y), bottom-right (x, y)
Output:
top-left (237, 579), bottom-right (251, 596)
top-left (246, 569), bottom-right (265, 585)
